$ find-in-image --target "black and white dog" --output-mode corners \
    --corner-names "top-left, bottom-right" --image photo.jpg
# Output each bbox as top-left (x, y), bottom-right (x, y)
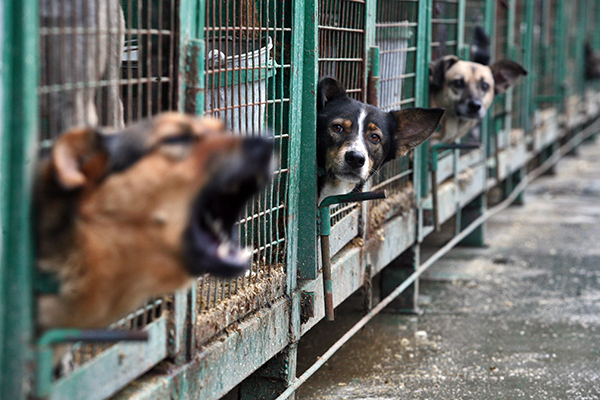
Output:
top-left (317, 76), bottom-right (444, 203)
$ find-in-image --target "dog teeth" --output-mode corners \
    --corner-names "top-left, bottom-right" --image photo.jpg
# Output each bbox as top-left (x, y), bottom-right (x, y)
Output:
top-left (216, 243), bottom-right (252, 265)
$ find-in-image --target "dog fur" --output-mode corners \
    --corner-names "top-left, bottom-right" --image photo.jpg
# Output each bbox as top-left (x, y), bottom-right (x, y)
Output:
top-left (470, 26), bottom-right (492, 66)
top-left (429, 56), bottom-right (527, 144)
top-left (317, 77), bottom-right (444, 203)
top-left (37, 113), bottom-right (273, 329)
top-left (585, 42), bottom-right (600, 80)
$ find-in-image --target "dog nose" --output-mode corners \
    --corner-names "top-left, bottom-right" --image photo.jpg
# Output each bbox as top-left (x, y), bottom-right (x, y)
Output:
top-left (345, 150), bottom-right (366, 169)
top-left (467, 100), bottom-right (482, 113)
top-left (242, 137), bottom-right (274, 165)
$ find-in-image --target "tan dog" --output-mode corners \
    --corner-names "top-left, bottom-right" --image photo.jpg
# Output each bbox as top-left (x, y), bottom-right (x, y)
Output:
top-left (429, 56), bottom-right (527, 144)
top-left (37, 113), bottom-right (273, 329)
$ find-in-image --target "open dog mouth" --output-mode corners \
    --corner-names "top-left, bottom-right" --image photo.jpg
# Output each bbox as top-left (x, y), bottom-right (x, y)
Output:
top-left (184, 138), bottom-right (273, 278)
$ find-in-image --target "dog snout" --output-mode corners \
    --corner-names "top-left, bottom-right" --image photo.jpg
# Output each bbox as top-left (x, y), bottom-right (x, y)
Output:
top-left (344, 150), bottom-right (366, 169)
top-left (467, 100), bottom-right (482, 113)
top-left (242, 137), bottom-right (274, 165)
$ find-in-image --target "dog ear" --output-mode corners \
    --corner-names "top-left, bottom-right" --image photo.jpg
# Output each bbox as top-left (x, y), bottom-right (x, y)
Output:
top-left (390, 108), bottom-right (445, 157)
top-left (490, 60), bottom-right (528, 94)
top-left (317, 76), bottom-right (347, 111)
top-left (429, 55), bottom-right (459, 93)
top-left (470, 26), bottom-right (491, 65)
top-left (51, 127), bottom-right (111, 190)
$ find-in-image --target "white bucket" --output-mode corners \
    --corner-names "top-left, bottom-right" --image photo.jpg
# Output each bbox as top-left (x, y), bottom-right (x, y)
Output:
top-left (206, 36), bottom-right (274, 134)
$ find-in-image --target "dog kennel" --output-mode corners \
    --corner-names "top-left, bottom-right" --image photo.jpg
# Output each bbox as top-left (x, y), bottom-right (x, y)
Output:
top-left (2, 0), bottom-right (600, 398)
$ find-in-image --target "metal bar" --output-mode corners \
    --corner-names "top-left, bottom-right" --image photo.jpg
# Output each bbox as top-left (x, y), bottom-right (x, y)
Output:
top-left (554, 0), bottom-right (567, 109)
top-left (274, 116), bottom-right (600, 400)
top-left (416, 0), bottom-right (432, 202)
top-left (522, 0), bottom-right (535, 132)
top-left (431, 169), bottom-right (440, 231)
top-left (296, 0), bottom-right (319, 280)
top-left (320, 235), bottom-right (334, 321)
top-left (318, 190), bottom-right (386, 321)
top-left (1, 0), bottom-right (38, 398)
top-left (457, 0), bottom-right (467, 59)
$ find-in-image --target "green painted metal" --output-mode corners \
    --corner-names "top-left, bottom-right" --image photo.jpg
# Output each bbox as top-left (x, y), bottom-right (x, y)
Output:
top-left (416, 0), bottom-right (433, 206)
top-left (178, 0), bottom-right (205, 113)
top-left (457, 0), bottom-right (468, 60)
top-left (484, 0), bottom-right (495, 53)
top-left (1, 0), bottom-right (597, 398)
top-left (522, 0), bottom-right (535, 133)
top-left (459, 194), bottom-right (486, 247)
top-left (317, 191), bottom-right (386, 320)
top-left (1, 0), bottom-right (38, 398)
top-left (554, 0), bottom-right (567, 108)
top-left (380, 246), bottom-right (420, 313)
top-left (368, 46), bottom-right (380, 105)
top-left (37, 329), bottom-right (151, 399)
top-left (296, 0), bottom-right (319, 280)
top-left (575, 0), bottom-right (587, 96)
top-left (501, 0), bottom-right (516, 153)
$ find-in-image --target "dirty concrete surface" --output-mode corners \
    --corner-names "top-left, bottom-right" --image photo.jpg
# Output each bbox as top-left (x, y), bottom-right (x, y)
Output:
top-left (297, 136), bottom-right (600, 400)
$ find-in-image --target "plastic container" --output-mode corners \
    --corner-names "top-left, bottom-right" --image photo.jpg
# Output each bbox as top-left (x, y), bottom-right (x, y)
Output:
top-left (206, 36), bottom-right (275, 133)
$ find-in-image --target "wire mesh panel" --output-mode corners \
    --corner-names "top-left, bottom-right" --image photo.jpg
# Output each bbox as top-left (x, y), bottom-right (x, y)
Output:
top-left (39, 0), bottom-right (178, 142)
top-left (463, 0), bottom-right (486, 51)
top-left (369, 0), bottom-right (419, 229)
top-left (318, 0), bottom-right (367, 101)
top-left (318, 0), bottom-right (367, 247)
top-left (196, 0), bottom-right (290, 344)
top-left (37, 0), bottom-right (179, 383)
top-left (431, 0), bottom-right (460, 61)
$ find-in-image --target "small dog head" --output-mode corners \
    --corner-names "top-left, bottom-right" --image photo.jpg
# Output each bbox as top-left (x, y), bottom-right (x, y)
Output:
top-left (317, 77), bottom-right (444, 199)
top-left (430, 55), bottom-right (527, 120)
top-left (37, 113), bottom-right (273, 328)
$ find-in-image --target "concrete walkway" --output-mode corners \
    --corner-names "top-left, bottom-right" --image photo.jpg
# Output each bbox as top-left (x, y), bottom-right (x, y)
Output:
top-left (297, 136), bottom-right (600, 399)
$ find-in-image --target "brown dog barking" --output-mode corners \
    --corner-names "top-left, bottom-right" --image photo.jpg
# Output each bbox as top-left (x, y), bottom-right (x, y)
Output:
top-left (37, 113), bottom-right (273, 329)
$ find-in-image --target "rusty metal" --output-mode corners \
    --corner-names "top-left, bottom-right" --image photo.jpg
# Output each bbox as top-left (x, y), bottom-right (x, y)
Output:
top-left (318, 190), bottom-right (387, 321)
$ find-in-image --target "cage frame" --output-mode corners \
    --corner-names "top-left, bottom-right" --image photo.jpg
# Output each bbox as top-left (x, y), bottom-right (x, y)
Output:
top-left (2, 0), bottom-right (600, 398)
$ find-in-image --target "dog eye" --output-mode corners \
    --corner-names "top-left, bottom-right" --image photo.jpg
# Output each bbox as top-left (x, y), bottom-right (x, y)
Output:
top-left (331, 124), bottom-right (345, 133)
top-left (368, 133), bottom-right (381, 144)
top-left (159, 133), bottom-right (197, 146)
top-left (481, 81), bottom-right (490, 91)
top-left (452, 79), bottom-right (465, 89)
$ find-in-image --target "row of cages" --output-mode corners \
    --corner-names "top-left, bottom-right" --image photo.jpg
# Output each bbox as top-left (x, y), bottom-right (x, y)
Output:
top-left (5, 0), bottom-right (600, 398)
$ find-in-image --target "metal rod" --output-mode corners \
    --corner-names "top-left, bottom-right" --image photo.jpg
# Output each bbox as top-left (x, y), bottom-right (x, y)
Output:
top-left (431, 169), bottom-right (440, 231)
top-left (317, 190), bottom-right (387, 321)
top-left (275, 119), bottom-right (600, 400)
top-left (320, 235), bottom-right (334, 321)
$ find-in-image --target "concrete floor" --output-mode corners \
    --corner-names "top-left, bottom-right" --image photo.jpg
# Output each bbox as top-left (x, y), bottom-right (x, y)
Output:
top-left (297, 136), bottom-right (600, 400)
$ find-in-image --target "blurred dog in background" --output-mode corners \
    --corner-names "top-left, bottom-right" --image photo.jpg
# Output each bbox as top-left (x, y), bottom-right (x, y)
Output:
top-left (429, 56), bottom-right (527, 144)
top-left (40, 0), bottom-right (125, 133)
top-left (37, 113), bottom-right (273, 329)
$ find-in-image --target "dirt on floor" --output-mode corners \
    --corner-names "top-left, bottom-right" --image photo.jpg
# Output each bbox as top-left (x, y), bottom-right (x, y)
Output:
top-left (297, 136), bottom-right (600, 400)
